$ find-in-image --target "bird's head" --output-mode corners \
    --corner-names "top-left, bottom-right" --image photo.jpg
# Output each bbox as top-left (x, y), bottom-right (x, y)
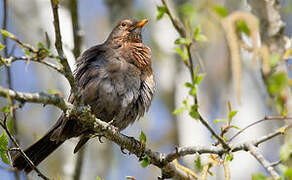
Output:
top-left (107, 19), bottom-right (148, 44)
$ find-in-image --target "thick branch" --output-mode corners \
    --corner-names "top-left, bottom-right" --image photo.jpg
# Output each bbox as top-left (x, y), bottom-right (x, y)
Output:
top-left (0, 87), bottom-right (289, 179)
top-left (0, 86), bottom-right (72, 111)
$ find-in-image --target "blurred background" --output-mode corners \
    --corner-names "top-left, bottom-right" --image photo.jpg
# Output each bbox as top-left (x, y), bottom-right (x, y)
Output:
top-left (0, 0), bottom-right (291, 179)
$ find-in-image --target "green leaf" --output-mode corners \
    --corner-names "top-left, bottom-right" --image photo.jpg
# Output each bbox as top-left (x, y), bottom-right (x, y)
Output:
top-left (194, 26), bottom-right (201, 37)
top-left (7, 116), bottom-right (15, 135)
top-left (228, 110), bottom-right (238, 122)
top-left (269, 53), bottom-right (281, 67)
top-left (179, 2), bottom-right (196, 17)
top-left (139, 131), bottom-right (147, 145)
top-left (96, 176), bottom-right (102, 180)
top-left (0, 43), bottom-right (5, 51)
top-left (267, 72), bottom-right (288, 95)
top-left (0, 151), bottom-right (10, 165)
top-left (174, 38), bottom-right (191, 45)
top-left (195, 157), bottom-right (203, 171)
top-left (141, 155), bottom-right (150, 168)
top-left (1, 106), bottom-right (10, 113)
top-left (1, 29), bottom-right (16, 39)
top-left (194, 74), bottom-right (205, 85)
top-left (0, 133), bottom-right (8, 151)
top-left (189, 110), bottom-right (200, 119)
top-left (252, 173), bottom-right (267, 180)
top-left (184, 82), bottom-right (193, 88)
top-left (236, 20), bottom-right (250, 35)
top-left (174, 47), bottom-right (188, 61)
top-left (225, 153), bottom-right (234, 161)
top-left (37, 42), bottom-right (45, 49)
top-left (279, 142), bottom-right (292, 162)
top-left (157, 6), bottom-right (166, 20)
top-left (230, 125), bottom-right (241, 130)
top-left (212, 5), bottom-right (228, 17)
top-left (280, 165), bottom-right (292, 178)
top-left (195, 34), bottom-right (208, 42)
top-left (213, 119), bottom-right (226, 124)
top-left (173, 107), bottom-right (187, 115)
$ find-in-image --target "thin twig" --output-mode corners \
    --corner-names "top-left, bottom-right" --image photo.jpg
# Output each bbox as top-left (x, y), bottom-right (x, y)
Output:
top-left (0, 117), bottom-right (50, 180)
top-left (1, 1), bottom-right (20, 179)
top-left (161, 0), bottom-right (229, 150)
top-left (228, 116), bottom-right (292, 142)
top-left (50, 0), bottom-right (79, 99)
top-left (69, 0), bottom-right (82, 58)
top-left (2, 56), bottom-right (63, 73)
top-left (247, 144), bottom-right (280, 179)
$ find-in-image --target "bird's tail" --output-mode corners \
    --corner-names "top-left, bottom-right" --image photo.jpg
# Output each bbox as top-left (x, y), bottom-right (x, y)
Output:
top-left (11, 126), bottom-right (64, 173)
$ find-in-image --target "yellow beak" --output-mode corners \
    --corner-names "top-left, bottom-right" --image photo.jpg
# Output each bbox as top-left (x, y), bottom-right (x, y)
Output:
top-left (136, 19), bottom-right (148, 28)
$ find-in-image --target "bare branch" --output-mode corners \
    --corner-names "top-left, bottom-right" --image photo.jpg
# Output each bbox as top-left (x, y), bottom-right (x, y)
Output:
top-left (247, 144), bottom-right (280, 179)
top-left (50, 0), bottom-right (79, 98)
top-left (1, 56), bottom-right (63, 73)
top-left (228, 116), bottom-right (292, 142)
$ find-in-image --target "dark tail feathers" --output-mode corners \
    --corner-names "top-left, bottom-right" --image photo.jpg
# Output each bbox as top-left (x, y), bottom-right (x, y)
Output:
top-left (11, 128), bottom-right (64, 173)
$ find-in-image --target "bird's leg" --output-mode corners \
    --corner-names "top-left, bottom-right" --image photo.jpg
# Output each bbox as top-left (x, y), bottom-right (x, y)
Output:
top-left (120, 146), bottom-right (128, 154)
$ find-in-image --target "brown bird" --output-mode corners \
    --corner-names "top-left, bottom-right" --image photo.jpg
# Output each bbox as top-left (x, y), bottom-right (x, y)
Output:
top-left (12, 19), bottom-right (155, 173)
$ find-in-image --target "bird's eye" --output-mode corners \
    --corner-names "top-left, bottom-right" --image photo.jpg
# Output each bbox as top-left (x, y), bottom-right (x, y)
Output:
top-left (121, 23), bottom-right (127, 27)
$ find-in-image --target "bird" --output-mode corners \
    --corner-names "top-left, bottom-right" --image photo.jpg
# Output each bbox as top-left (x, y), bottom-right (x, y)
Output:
top-left (11, 19), bottom-right (155, 173)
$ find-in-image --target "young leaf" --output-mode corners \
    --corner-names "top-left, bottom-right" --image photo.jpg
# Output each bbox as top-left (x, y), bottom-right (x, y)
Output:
top-left (126, 176), bottom-right (136, 180)
top-left (194, 74), bottom-right (205, 85)
top-left (267, 72), bottom-right (288, 95)
top-left (251, 173), bottom-right (267, 180)
top-left (157, 6), bottom-right (167, 20)
top-left (227, 100), bottom-right (232, 112)
top-left (96, 176), bottom-right (102, 180)
top-left (141, 155), bottom-right (150, 168)
top-left (279, 142), bottom-right (292, 162)
top-left (1, 30), bottom-right (16, 39)
top-left (193, 27), bottom-right (201, 37)
top-left (139, 131), bottom-right (147, 144)
top-left (236, 20), bottom-right (250, 35)
top-left (173, 107), bottom-right (187, 115)
top-left (0, 43), bottom-right (5, 51)
top-left (0, 133), bottom-right (8, 151)
top-left (0, 151), bottom-right (10, 165)
top-left (225, 153), bottom-right (234, 162)
top-left (195, 157), bottom-right (203, 171)
top-left (1, 106), bottom-right (10, 113)
top-left (279, 165), bottom-right (292, 178)
top-left (230, 125), bottom-right (241, 130)
top-left (195, 34), bottom-right (208, 42)
top-left (174, 47), bottom-right (188, 61)
top-left (189, 111), bottom-right (200, 119)
top-left (37, 42), bottom-right (45, 49)
top-left (174, 37), bottom-right (191, 45)
top-left (213, 119), bottom-right (226, 124)
top-left (7, 116), bottom-right (15, 135)
top-left (212, 5), bottom-right (228, 17)
top-left (228, 110), bottom-right (238, 122)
